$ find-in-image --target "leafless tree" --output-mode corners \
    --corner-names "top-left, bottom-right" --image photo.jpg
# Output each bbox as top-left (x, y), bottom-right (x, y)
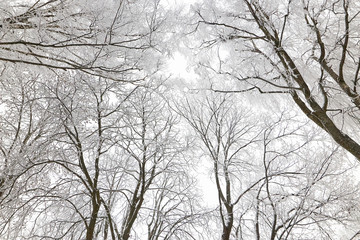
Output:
top-left (193, 0), bottom-right (360, 161)
top-left (144, 170), bottom-right (205, 240)
top-left (0, 0), bottom-right (166, 80)
top-left (3, 1), bottom-right (360, 239)
top-left (0, 70), bottom-right (61, 238)
top-left (0, 72), bottom-right (202, 239)
top-left (178, 93), bottom-right (264, 240)
top-left (248, 117), bottom-right (360, 240)
top-left (113, 85), bottom-right (204, 240)
top-left (178, 93), bottom-right (360, 239)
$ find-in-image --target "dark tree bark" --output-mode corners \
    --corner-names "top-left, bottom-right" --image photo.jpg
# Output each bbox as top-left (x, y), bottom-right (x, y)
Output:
top-left (196, 0), bottom-right (360, 161)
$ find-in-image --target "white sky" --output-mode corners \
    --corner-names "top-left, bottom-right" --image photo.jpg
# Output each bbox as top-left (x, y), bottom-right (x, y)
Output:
top-left (164, 0), bottom-right (220, 205)
top-left (162, 0), bottom-right (201, 8)
top-left (166, 52), bottom-right (188, 76)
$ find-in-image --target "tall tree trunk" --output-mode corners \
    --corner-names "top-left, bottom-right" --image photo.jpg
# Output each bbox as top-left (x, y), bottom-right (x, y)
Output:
top-left (86, 194), bottom-right (101, 240)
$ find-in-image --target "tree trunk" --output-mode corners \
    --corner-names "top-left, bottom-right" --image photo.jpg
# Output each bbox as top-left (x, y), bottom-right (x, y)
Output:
top-left (86, 199), bottom-right (100, 240)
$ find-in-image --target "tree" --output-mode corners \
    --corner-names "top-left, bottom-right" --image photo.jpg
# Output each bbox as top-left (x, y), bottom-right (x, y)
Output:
top-left (178, 93), bottom-right (360, 239)
top-left (178, 94), bottom-right (263, 240)
top-left (250, 118), bottom-right (360, 240)
top-left (0, 71), bottom-right (202, 239)
top-left (1, 73), bottom-right (124, 239)
top-left (0, 1), bottom-right (187, 239)
top-left (114, 85), bottom-right (198, 240)
top-left (145, 167), bottom-right (204, 240)
top-left (193, 0), bottom-right (360, 161)
top-left (0, 0), bottom-right (166, 80)
top-left (3, 1), bottom-right (360, 239)
top-left (0, 70), bottom-right (60, 238)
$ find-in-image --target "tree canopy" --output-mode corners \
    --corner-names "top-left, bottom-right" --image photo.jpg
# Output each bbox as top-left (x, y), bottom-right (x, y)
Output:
top-left (1, 0), bottom-right (360, 239)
